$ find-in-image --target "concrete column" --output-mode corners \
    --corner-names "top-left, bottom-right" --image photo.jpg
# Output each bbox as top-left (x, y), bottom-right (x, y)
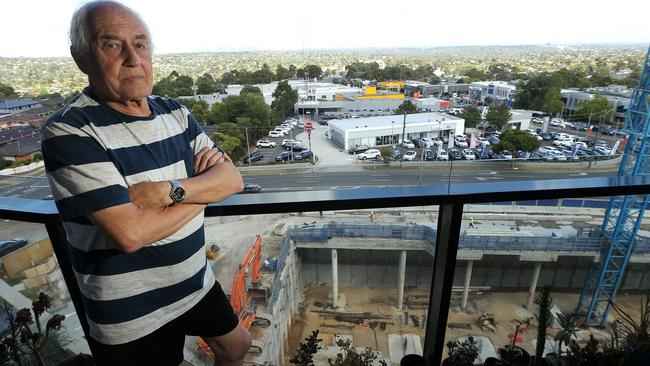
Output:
top-left (527, 262), bottom-right (543, 309)
top-left (396, 250), bottom-right (407, 310)
top-left (332, 249), bottom-right (339, 308)
top-left (462, 260), bottom-right (474, 310)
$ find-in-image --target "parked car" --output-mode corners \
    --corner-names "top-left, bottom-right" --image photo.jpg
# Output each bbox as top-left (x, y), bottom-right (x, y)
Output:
top-left (501, 150), bottom-right (513, 159)
top-left (454, 135), bottom-right (468, 148)
top-left (269, 131), bottom-right (282, 138)
top-left (402, 140), bottom-right (415, 149)
top-left (462, 149), bottom-right (476, 160)
top-left (275, 151), bottom-right (293, 162)
top-left (514, 150), bottom-right (528, 159)
top-left (488, 151), bottom-right (504, 159)
top-left (478, 137), bottom-right (490, 146)
top-left (487, 135), bottom-right (500, 145)
top-left (357, 149), bottom-right (381, 160)
top-left (449, 149), bottom-right (463, 160)
top-left (294, 150), bottom-right (313, 160)
top-left (539, 132), bottom-right (552, 140)
top-left (403, 150), bottom-right (417, 161)
top-left (256, 139), bottom-right (276, 148)
top-left (392, 148), bottom-right (401, 159)
top-left (240, 183), bottom-right (262, 193)
top-left (436, 149), bottom-right (449, 161)
top-left (243, 151), bottom-right (264, 163)
top-left (0, 238), bottom-right (28, 257)
top-left (348, 145), bottom-right (368, 154)
top-left (424, 149), bottom-right (436, 161)
top-left (285, 142), bottom-right (306, 151)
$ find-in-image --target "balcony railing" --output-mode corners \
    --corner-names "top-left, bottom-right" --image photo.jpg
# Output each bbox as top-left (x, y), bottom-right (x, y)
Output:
top-left (2, 176), bottom-right (650, 365)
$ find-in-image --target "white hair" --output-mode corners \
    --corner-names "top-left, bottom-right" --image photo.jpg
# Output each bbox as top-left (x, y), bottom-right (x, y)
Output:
top-left (69, 0), bottom-right (152, 56)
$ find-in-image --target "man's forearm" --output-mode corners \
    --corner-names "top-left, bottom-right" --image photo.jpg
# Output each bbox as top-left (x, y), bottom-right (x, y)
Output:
top-left (89, 201), bottom-right (206, 253)
top-left (181, 161), bottom-right (244, 204)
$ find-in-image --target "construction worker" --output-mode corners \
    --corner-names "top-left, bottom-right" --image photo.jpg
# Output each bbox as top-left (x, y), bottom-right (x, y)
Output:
top-left (469, 217), bottom-right (476, 229)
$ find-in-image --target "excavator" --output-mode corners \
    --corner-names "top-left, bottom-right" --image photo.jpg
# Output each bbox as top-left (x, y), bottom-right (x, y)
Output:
top-left (198, 235), bottom-right (271, 356)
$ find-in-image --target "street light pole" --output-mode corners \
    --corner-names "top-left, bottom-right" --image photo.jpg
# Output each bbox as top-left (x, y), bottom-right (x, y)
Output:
top-left (245, 127), bottom-right (251, 167)
top-left (400, 112), bottom-right (407, 168)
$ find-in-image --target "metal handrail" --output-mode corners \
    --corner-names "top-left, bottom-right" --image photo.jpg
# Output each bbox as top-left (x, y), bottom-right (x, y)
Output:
top-left (2, 176), bottom-right (650, 365)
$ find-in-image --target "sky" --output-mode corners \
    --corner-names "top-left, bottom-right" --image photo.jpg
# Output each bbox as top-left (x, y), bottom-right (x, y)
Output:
top-left (1, 0), bottom-right (649, 57)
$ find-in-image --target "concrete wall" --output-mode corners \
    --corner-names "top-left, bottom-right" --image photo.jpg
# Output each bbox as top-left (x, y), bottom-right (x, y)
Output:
top-left (297, 248), bottom-right (650, 292)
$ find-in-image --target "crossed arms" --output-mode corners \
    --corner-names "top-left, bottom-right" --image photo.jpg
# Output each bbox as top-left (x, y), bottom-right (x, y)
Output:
top-left (89, 148), bottom-right (243, 253)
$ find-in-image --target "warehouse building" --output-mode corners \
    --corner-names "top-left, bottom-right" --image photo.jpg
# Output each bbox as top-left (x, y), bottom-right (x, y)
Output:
top-left (326, 112), bottom-right (465, 151)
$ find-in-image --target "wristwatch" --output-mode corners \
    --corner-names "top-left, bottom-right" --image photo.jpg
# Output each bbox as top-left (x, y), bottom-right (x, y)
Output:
top-left (169, 179), bottom-right (186, 204)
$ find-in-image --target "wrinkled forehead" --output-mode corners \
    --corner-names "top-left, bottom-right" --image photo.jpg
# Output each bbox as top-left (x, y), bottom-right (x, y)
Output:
top-left (89, 4), bottom-right (149, 41)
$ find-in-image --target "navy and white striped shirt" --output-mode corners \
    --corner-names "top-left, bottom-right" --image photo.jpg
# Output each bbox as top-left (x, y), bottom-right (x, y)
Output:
top-left (42, 88), bottom-right (216, 345)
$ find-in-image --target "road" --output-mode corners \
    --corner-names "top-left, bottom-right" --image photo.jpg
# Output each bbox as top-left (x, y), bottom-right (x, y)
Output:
top-left (243, 168), bottom-right (612, 192)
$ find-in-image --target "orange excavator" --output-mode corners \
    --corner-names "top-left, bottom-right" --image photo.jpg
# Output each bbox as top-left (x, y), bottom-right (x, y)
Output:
top-left (198, 235), bottom-right (270, 355)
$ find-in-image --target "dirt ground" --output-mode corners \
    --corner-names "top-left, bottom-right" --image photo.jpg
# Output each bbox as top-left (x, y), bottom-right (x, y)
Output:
top-left (286, 286), bottom-right (648, 365)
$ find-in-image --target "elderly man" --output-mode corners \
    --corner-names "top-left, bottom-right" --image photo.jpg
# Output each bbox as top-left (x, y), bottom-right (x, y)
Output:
top-left (41, 1), bottom-right (251, 365)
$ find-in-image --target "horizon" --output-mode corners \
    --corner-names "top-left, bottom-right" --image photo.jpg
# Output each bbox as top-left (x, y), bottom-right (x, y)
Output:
top-left (1, 0), bottom-right (649, 57)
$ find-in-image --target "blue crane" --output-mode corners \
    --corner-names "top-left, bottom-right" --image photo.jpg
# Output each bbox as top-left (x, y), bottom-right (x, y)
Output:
top-left (576, 45), bottom-right (650, 326)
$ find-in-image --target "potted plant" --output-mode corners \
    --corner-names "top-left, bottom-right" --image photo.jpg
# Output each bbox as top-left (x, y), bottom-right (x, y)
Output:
top-left (443, 336), bottom-right (479, 366)
top-left (534, 286), bottom-right (553, 366)
top-left (499, 324), bottom-right (532, 366)
top-left (610, 293), bottom-right (650, 366)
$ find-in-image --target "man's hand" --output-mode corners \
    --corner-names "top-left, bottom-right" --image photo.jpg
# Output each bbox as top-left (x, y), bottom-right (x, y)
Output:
top-left (194, 147), bottom-right (231, 175)
top-left (128, 181), bottom-right (173, 208)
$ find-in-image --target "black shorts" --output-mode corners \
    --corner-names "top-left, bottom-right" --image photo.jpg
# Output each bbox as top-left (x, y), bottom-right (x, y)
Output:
top-left (88, 281), bottom-right (239, 366)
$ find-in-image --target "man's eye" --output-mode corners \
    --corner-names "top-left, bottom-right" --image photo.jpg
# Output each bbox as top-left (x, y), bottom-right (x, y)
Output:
top-left (136, 44), bottom-right (146, 49)
top-left (105, 43), bottom-right (119, 49)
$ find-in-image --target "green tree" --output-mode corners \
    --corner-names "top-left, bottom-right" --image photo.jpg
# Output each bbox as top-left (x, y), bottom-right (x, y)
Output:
top-left (0, 82), bottom-right (18, 100)
top-left (276, 64), bottom-right (293, 80)
top-left (394, 101), bottom-right (418, 115)
top-left (460, 106), bottom-right (482, 128)
top-left (209, 103), bottom-right (229, 125)
top-left (485, 104), bottom-right (511, 130)
top-left (271, 80), bottom-right (298, 119)
top-left (178, 99), bottom-right (209, 123)
top-left (483, 96), bottom-right (494, 106)
top-left (210, 132), bottom-right (244, 161)
top-left (195, 73), bottom-right (220, 94)
top-left (298, 65), bottom-right (323, 79)
top-left (543, 88), bottom-right (564, 118)
top-left (577, 95), bottom-right (613, 123)
top-left (492, 129), bottom-right (540, 152)
top-left (380, 147), bottom-right (393, 163)
top-left (240, 85), bottom-right (263, 96)
top-left (251, 63), bottom-right (274, 84)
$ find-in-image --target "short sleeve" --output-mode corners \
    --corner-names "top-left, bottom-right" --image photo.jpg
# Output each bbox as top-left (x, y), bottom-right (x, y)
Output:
top-left (42, 121), bottom-right (131, 221)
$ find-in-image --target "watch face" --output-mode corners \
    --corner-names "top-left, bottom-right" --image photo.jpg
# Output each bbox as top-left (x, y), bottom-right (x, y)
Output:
top-left (172, 186), bottom-right (186, 202)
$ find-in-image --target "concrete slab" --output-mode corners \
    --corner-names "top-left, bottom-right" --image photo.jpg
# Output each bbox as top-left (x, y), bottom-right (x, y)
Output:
top-left (520, 253), bottom-right (559, 262)
top-left (388, 334), bottom-right (422, 365)
top-left (457, 250), bottom-right (484, 261)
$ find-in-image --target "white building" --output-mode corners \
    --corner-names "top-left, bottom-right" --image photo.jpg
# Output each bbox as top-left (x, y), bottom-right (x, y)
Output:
top-left (327, 112), bottom-right (465, 151)
top-left (0, 99), bottom-right (42, 116)
top-left (469, 81), bottom-right (516, 104)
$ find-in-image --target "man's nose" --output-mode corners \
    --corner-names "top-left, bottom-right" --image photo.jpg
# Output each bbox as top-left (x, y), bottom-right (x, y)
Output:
top-left (122, 43), bottom-right (141, 67)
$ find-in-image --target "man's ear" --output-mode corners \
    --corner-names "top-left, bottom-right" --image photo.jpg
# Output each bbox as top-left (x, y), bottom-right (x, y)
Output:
top-left (71, 47), bottom-right (89, 75)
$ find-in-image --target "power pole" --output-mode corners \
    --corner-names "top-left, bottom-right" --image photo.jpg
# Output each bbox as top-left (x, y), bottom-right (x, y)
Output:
top-left (245, 127), bottom-right (251, 167)
top-left (400, 112), bottom-right (407, 168)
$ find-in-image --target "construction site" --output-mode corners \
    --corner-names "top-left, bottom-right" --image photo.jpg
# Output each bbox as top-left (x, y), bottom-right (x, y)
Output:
top-left (184, 201), bottom-right (650, 366)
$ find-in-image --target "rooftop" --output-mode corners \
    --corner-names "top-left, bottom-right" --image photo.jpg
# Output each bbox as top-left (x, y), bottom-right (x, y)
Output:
top-left (328, 112), bottom-right (462, 130)
top-left (0, 99), bottom-right (40, 109)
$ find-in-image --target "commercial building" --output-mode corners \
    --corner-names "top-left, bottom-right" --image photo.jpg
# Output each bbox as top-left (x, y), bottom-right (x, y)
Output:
top-left (295, 86), bottom-right (449, 118)
top-left (561, 85), bottom-right (630, 122)
top-left (326, 112), bottom-right (465, 151)
top-left (469, 81), bottom-right (516, 104)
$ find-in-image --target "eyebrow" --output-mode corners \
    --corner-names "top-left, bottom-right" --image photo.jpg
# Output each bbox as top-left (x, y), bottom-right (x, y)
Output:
top-left (97, 34), bottom-right (148, 41)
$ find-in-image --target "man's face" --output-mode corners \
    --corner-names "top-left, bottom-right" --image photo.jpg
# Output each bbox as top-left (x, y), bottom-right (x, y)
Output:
top-left (80, 6), bottom-right (153, 103)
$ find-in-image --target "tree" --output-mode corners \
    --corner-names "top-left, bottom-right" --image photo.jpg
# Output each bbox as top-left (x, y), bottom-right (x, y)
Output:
top-left (485, 103), bottom-right (511, 130)
top-left (271, 80), bottom-right (298, 119)
top-left (577, 95), bottom-right (613, 124)
top-left (240, 85), bottom-right (263, 96)
top-left (276, 64), bottom-right (293, 80)
top-left (289, 330), bottom-right (322, 366)
top-left (195, 73), bottom-right (220, 94)
top-left (483, 96), bottom-right (494, 106)
top-left (211, 132), bottom-right (244, 161)
top-left (543, 88), bottom-right (564, 118)
top-left (534, 286), bottom-right (553, 366)
top-left (460, 106), bottom-right (482, 128)
top-left (0, 82), bottom-right (18, 100)
top-left (554, 312), bottom-right (578, 359)
top-left (298, 65), bottom-right (322, 80)
top-left (492, 129), bottom-right (540, 152)
top-left (251, 63), bottom-right (274, 84)
top-left (394, 101), bottom-right (418, 115)
top-left (380, 147), bottom-right (393, 163)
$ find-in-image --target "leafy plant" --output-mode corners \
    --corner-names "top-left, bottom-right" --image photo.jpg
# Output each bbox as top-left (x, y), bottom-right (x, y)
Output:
top-left (554, 312), bottom-right (578, 358)
top-left (610, 293), bottom-right (650, 352)
top-left (534, 286), bottom-right (553, 366)
top-left (328, 339), bottom-right (387, 366)
top-left (567, 336), bottom-right (600, 366)
top-left (0, 293), bottom-right (66, 366)
top-left (290, 329), bottom-right (322, 366)
top-left (446, 336), bottom-right (479, 366)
